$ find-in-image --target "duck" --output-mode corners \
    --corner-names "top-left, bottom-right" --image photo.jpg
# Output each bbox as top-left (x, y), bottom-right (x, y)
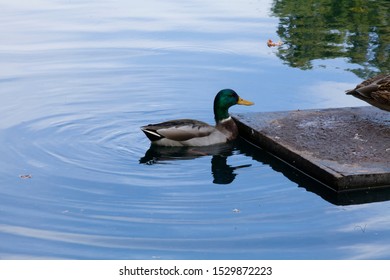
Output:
top-left (141, 89), bottom-right (254, 146)
top-left (346, 74), bottom-right (390, 112)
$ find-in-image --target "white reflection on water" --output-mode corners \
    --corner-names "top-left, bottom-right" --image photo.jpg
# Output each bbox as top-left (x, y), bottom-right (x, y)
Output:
top-left (0, 0), bottom-right (278, 130)
top-left (299, 80), bottom-right (367, 109)
top-left (338, 224), bottom-right (390, 259)
top-left (0, 0), bottom-right (275, 55)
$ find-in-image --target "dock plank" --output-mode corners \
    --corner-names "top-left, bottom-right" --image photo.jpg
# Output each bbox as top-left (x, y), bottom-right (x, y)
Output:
top-left (233, 107), bottom-right (390, 191)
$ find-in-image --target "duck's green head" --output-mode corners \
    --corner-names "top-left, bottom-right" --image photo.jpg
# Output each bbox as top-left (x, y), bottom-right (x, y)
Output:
top-left (214, 89), bottom-right (254, 122)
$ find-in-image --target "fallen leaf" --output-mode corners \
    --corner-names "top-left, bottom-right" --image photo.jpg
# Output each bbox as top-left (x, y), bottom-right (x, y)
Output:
top-left (267, 39), bottom-right (283, 47)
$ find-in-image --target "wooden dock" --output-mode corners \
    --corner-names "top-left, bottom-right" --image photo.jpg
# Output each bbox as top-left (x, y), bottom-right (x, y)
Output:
top-left (233, 106), bottom-right (390, 192)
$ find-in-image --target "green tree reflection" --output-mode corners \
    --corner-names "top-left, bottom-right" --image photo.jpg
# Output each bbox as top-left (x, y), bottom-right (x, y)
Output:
top-left (271, 0), bottom-right (390, 78)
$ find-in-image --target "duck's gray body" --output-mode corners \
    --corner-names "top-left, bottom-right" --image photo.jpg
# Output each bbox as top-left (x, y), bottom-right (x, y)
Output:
top-left (141, 117), bottom-right (238, 146)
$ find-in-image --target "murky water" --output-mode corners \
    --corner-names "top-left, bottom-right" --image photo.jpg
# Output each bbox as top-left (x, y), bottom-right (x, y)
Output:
top-left (1, 0), bottom-right (390, 259)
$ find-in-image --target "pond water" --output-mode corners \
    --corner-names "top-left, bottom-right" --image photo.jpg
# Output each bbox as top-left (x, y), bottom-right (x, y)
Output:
top-left (1, 0), bottom-right (390, 259)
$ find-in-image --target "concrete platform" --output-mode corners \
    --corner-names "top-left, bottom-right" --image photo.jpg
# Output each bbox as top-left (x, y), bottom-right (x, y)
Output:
top-left (233, 106), bottom-right (390, 192)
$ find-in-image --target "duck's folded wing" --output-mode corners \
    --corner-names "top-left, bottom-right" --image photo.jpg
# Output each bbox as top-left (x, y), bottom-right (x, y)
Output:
top-left (142, 119), bottom-right (215, 141)
top-left (351, 84), bottom-right (380, 98)
top-left (349, 79), bottom-right (390, 102)
top-left (372, 91), bottom-right (390, 105)
top-left (347, 74), bottom-right (390, 98)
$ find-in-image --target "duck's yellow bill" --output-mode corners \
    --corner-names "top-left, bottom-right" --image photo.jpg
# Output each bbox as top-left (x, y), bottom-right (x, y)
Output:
top-left (237, 97), bottom-right (254, 106)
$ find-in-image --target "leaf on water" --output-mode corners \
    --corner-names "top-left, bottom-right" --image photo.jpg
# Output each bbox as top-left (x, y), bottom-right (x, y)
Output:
top-left (267, 39), bottom-right (283, 47)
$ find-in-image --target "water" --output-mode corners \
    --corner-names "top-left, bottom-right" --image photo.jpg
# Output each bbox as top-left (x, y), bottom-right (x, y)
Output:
top-left (1, 0), bottom-right (390, 259)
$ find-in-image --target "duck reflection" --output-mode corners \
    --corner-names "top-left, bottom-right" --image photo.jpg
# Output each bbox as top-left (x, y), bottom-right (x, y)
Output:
top-left (210, 155), bottom-right (251, 184)
top-left (139, 141), bottom-right (251, 184)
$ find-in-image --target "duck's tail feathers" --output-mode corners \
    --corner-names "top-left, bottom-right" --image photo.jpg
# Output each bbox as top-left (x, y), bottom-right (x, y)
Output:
top-left (141, 127), bottom-right (164, 142)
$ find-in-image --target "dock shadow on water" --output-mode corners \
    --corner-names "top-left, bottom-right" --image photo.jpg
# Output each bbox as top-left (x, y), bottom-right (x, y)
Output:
top-left (139, 141), bottom-right (251, 185)
top-left (238, 139), bottom-right (390, 206)
top-left (141, 138), bottom-right (390, 206)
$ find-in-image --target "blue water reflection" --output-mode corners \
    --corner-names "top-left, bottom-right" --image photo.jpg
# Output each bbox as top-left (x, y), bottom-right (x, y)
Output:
top-left (1, 0), bottom-right (390, 260)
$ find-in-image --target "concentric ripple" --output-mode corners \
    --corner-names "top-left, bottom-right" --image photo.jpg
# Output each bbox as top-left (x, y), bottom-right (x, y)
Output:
top-left (0, 106), bottom-right (292, 259)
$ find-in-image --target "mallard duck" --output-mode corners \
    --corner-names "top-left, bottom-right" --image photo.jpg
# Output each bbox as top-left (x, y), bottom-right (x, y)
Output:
top-left (346, 74), bottom-right (390, 112)
top-left (141, 89), bottom-right (254, 146)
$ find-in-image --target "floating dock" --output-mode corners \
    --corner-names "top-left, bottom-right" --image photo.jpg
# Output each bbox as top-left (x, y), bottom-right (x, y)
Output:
top-left (233, 106), bottom-right (390, 192)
